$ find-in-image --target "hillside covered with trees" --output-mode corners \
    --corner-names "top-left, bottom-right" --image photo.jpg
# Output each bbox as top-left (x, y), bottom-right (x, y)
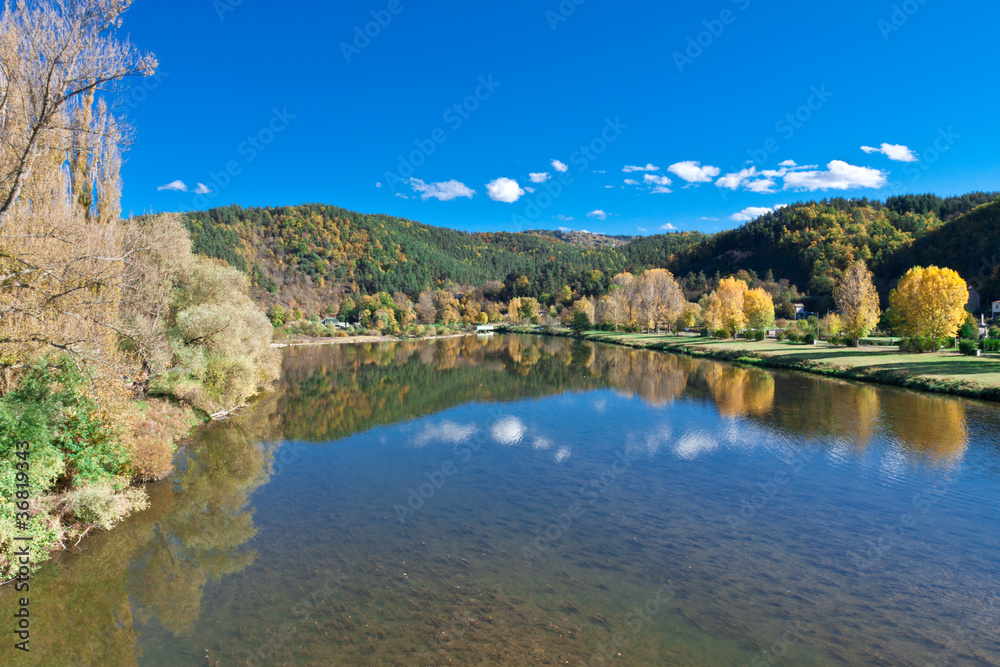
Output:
top-left (182, 193), bottom-right (1000, 315)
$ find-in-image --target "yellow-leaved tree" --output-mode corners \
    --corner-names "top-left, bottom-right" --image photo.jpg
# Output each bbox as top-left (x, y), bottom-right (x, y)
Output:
top-left (743, 287), bottom-right (775, 332)
top-left (888, 266), bottom-right (968, 348)
top-left (709, 277), bottom-right (749, 337)
top-left (835, 260), bottom-right (881, 346)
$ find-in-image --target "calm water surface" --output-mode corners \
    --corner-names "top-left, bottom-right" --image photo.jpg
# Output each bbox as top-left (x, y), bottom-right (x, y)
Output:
top-left (4, 335), bottom-right (1000, 666)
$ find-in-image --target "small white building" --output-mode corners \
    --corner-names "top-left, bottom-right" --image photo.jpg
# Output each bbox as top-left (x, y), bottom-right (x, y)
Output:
top-left (993, 301), bottom-right (1000, 318)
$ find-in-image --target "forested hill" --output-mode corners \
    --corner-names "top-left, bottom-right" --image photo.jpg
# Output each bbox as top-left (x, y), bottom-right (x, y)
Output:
top-left (181, 193), bottom-right (1000, 311)
top-left (182, 203), bottom-right (705, 308)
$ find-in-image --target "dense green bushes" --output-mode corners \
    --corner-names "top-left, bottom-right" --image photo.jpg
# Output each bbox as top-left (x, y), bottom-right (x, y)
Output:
top-left (0, 358), bottom-right (149, 574)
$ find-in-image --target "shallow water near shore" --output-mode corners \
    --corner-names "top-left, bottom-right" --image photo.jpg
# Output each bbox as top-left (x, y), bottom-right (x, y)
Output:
top-left (3, 334), bottom-right (1000, 665)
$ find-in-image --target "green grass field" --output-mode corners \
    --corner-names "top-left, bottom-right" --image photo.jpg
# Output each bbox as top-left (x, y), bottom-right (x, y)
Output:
top-left (566, 331), bottom-right (1000, 400)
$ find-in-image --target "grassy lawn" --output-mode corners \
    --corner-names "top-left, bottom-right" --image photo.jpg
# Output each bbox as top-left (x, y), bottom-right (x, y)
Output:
top-left (579, 331), bottom-right (1000, 392)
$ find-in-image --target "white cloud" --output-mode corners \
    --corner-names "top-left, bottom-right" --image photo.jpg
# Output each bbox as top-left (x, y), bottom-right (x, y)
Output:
top-left (525, 186), bottom-right (536, 193)
top-left (395, 193), bottom-right (409, 199)
top-left (491, 417), bottom-right (526, 446)
top-left (408, 178), bottom-right (475, 201)
top-left (157, 180), bottom-right (187, 192)
top-left (731, 206), bottom-right (777, 222)
top-left (375, 182), bottom-right (383, 188)
top-left (699, 216), bottom-right (719, 221)
top-left (783, 160), bottom-right (887, 191)
top-left (674, 430), bottom-right (719, 460)
top-left (660, 223), bottom-right (677, 231)
top-left (414, 421), bottom-right (479, 447)
top-left (624, 179), bottom-right (639, 186)
top-left (552, 159), bottom-right (569, 172)
top-left (623, 163), bottom-right (660, 173)
top-left (193, 183), bottom-right (212, 195)
top-left (668, 161), bottom-right (721, 184)
top-left (587, 210), bottom-right (608, 220)
top-left (636, 226), bottom-right (647, 232)
top-left (746, 179), bottom-right (777, 194)
top-left (554, 214), bottom-right (573, 222)
top-left (861, 143), bottom-right (918, 162)
top-left (486, 177), bottom-right (526, 203)
top-left (644, 173), bottom-right (673, 194)
top-left (530, 172), bottom-right (550, 183)
top-left (558, 226), bottom-right (572, 232)
top-left (778, 159), bottom-right (798, 168)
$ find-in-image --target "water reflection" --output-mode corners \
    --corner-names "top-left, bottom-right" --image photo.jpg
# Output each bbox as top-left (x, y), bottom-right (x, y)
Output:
top-left (0, 334), bottom-right (990, 666)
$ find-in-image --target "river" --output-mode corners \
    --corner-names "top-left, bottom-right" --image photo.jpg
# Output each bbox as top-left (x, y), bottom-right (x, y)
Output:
top-left (3, 335), bottom-right (999, 665)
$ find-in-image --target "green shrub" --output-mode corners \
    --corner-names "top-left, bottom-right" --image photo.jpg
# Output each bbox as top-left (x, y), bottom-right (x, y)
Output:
top-left (751, 329), bottom-right (766, 341)
top-left (989, 326), bottom-right (1000, 340)
top-left (984, 339), bottom-right (1000, 353)
top-left (714, 329), bottom-right (730, 339)
top-left (802, 332), bottom-right (816, 344)
top-left (959, 339), bottom-right (979, 355)
top-left (959, 323), bottom-right (978, 340)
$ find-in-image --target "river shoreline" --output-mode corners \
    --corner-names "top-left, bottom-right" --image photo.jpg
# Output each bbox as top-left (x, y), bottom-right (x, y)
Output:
top-left (502, 326), bottom-right (1000, 403)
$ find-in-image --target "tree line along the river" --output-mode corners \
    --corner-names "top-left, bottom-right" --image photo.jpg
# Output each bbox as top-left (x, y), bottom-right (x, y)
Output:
top-left (0, 0), bottom-right (278, 580)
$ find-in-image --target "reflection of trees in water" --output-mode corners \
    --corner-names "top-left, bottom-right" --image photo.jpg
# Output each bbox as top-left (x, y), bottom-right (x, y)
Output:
top-left (0, 335), bottom-right (982, 663)
top-left (0, 390), bottom-right (280, 665)
top-left (129, 402), bottom-right (280, 635)
top-left (885, 392), bottom-right (968, 462)
top-left (592, 346), bottom-right (691, 407)
top-left (701, 365), bottom-right (776, 418)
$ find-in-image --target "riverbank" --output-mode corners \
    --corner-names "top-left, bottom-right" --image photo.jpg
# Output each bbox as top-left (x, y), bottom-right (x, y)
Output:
top-left (503, 327), bottom-right (1000, 402)
top-left (271, 331), bottom-right (480, 348)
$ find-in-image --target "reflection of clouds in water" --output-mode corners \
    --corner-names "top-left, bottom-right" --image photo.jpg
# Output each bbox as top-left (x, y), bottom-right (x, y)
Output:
top-left (618, 415), bottom-right (793, 461)
top-left (413, 420), bottom-right (478, 447)
top-left (533, 436), bottom-right (553, 450)
top-left (674, 429), bottom-right (719, 460)
top-left (555, 446), bottom-right (571, 463)
top-left (592, 398), bottom-right (607, 413)
top-left (491, 416), bottom-right (527, 446)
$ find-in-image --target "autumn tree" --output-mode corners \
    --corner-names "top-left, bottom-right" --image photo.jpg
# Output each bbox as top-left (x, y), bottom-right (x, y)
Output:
top-left (676, 302), bottom-right (701, 331)
top-left (743, 287), bottom-right (775, 332)
top-left (611, 272), bottom-right (638, 327)
top-left (834, 260), bottom-right (881, 346)
top-left (638, 269), bottom-right (685, 333)
top-left (508, 297), bottom-right (522, 324)
top-left (705, 278), bottom-right (748, 337)
top-left (888, 266), bottom-right (968, 347)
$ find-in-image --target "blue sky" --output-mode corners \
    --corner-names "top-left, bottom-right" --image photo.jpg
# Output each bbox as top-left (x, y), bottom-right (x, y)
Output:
top-left (118, 0), bottom-right (1000, 235)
